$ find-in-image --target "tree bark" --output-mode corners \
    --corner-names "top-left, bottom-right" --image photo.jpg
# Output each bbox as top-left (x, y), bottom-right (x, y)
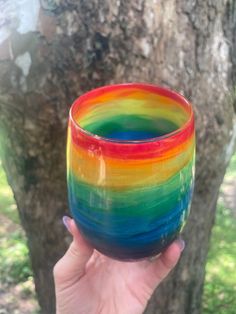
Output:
top-left (0, 1), bottom-right (235, 314)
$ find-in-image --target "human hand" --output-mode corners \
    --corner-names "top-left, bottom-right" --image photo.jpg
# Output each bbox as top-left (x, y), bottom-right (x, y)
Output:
top-left (53, 216), bottom-right (184, 314)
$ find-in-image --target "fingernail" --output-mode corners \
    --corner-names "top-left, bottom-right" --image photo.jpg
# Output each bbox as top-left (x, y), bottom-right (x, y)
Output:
top-left (176, 238), bottom-right (185, 252)
top-left (62, 216), bottom-right (72, 232)
top-left (148, 253), bottom-right (161, 262)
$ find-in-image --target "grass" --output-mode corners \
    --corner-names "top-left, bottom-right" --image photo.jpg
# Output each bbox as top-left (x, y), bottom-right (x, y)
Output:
top-left (203, 153), bottom-right (236, 314)
top-left (224, 153), bottom-right (236, 178)
top-left (0, 230), bottom-right (32, 284)
top-left (0, 155), bottom-right (235, 313)
top-left (0, 161), bottom-right (32, 284)
top-left (203, 203), bottom-right (236, 313)
top-left (0, 163), bottom-right (19, 223)
top-left (0, 161), bottom-right (38, 313)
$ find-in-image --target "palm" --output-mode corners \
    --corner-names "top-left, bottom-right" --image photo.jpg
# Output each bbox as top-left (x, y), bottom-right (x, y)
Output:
top-left (60, 251), bottom-right (156, 314)
top-left (54, 219), bottom-right (182, 314)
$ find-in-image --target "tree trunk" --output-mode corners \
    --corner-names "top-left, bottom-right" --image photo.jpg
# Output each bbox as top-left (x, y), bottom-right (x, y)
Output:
top-left (0, 1), bottom-right (235, 313)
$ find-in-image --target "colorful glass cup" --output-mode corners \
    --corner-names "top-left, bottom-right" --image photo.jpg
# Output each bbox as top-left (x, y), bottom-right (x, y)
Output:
top-left (67, 83), bottom-right (195, 260)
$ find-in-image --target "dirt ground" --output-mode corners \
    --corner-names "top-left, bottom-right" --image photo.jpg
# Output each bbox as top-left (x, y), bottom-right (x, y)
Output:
top-left (221, 178), bottom-right (236, 217)
top-left (0, 281), bottom-right (39, 314)
top-left (0, 215), bottom-right (39, 314)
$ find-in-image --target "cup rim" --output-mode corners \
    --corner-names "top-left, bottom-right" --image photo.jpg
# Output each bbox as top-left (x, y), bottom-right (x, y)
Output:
top-left (69, 83), bottom-right (194, 144)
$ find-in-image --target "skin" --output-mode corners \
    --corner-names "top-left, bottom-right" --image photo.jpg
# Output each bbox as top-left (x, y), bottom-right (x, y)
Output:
top-left (53, 217), bottom-right (184, 314)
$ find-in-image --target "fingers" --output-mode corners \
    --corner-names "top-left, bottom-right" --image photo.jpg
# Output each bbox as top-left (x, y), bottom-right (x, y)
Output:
top-left (145, 239), bottom-right (184, 290)
top-left (53, 217), bottom-right (93, 287)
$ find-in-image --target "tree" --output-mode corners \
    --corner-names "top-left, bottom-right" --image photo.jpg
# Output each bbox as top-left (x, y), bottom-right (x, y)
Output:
top-left (0, 0), bottom-right (235, 313)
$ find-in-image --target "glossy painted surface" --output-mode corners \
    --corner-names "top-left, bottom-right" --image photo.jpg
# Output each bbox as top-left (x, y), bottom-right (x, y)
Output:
top-left (67, 83), bottom-right (195, 260)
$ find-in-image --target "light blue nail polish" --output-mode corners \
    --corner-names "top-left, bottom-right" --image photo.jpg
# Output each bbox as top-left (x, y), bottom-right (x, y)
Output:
top-left (62, 216), bottom-right (71, 231)
top-left (177, 239), bottom-right (185, 252)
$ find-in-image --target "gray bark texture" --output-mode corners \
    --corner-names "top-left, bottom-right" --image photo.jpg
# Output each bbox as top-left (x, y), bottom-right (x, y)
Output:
top-left (0, 0), bottom-right (236, 313)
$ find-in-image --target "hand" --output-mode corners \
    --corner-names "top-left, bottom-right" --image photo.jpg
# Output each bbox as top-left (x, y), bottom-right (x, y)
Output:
top-left (53, 216), bottom-right (184, 314)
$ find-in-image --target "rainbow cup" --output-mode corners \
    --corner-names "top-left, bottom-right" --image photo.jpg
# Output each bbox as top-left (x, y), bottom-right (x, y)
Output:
top-left (67, 83), bottom-right (195, 260)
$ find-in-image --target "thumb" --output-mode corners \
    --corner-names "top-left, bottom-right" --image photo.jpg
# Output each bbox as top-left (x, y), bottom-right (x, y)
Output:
top-left (144, 239), bottom-right (184, 291)
top-left (53, 216), bottom-right (93, 286)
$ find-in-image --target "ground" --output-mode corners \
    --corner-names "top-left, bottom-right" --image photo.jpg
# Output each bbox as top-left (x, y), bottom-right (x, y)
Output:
top-left (0, 215), bottom-right (39, 313)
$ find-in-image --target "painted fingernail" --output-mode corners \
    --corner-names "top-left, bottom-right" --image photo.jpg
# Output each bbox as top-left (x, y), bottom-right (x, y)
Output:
top-left (148, 253), bottom-right (161, 262)
top-left (62, 216), bottom-right (72, 232)
top-left (176, 238), bottom-right (185, 252)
